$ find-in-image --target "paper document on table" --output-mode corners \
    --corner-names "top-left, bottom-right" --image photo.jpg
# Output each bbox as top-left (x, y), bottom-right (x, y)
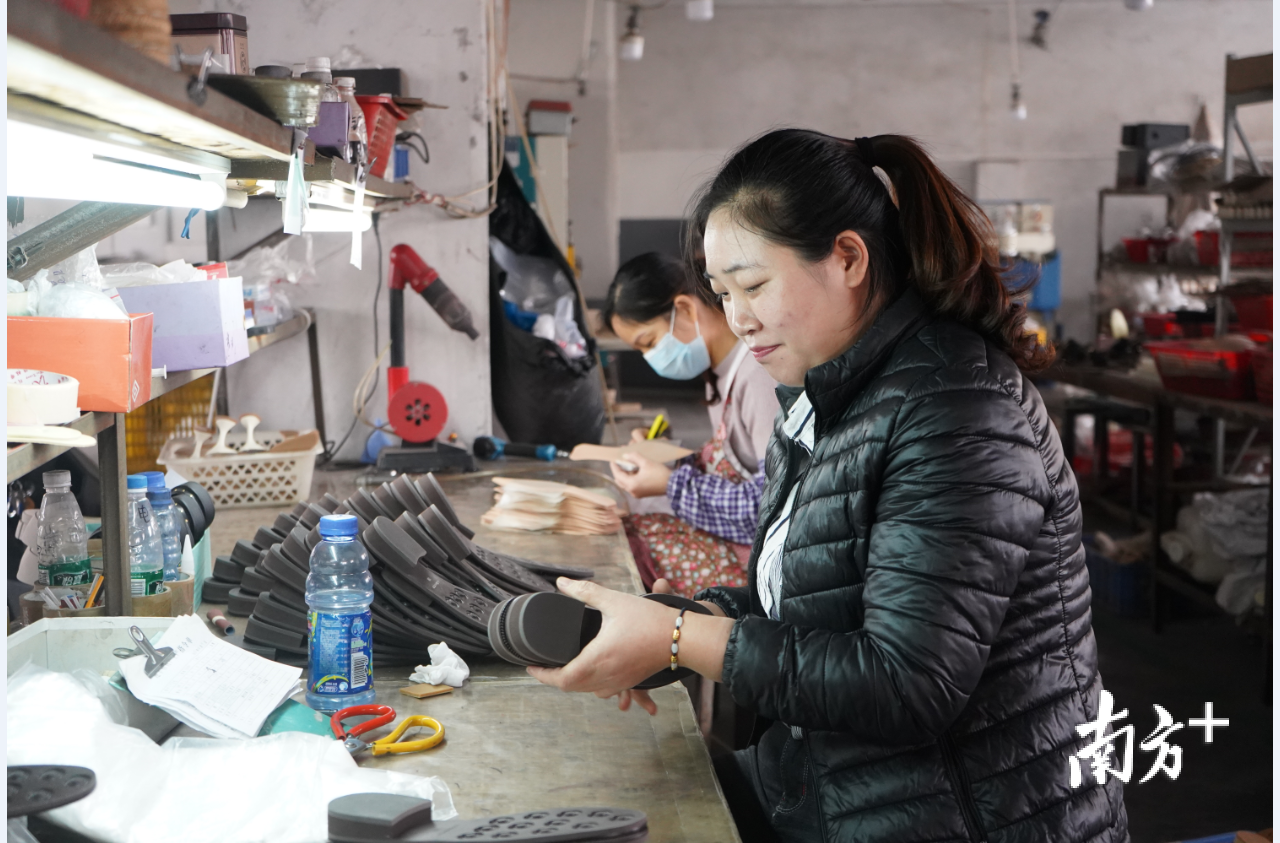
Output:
top-left (569, 441), bottom-right (693, 464)
top-left (118, 614), bottom-right (303, 739)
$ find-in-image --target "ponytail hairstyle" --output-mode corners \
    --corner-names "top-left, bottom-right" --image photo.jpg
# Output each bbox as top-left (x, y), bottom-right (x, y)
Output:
top-left (686, 129), bottom-right (1053, 373)
top-left (602, 252), bottom-right (724, 403)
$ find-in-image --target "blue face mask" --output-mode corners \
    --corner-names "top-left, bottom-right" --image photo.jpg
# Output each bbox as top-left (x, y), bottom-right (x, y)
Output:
top-left (643, 308), bottom-right (711, 380)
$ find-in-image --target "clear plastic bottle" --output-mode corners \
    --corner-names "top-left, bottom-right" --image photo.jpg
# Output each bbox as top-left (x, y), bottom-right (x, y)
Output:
top-left (126, 475), bottom-right (164, 597)
top-left (34, 470), bottom-right (90, 586)
top-left (143, 472), bottom-right (183, 582)
top-left (305, 514), bottom-right (375, 712)
top-left (302, 57), bottom-right (341, 103)
top-left (333, 77), bottom-right (369, 167)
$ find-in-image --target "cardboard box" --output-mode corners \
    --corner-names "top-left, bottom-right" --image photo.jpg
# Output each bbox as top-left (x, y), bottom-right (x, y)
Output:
top-left (7, 313), bottom-right (153, 412)
top-left (116, 278), bottom-right (249, 372)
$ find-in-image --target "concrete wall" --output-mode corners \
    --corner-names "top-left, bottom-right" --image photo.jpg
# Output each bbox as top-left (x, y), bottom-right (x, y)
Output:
top-left (166, 0), bottom-right (494, 459)
top-left (507, 0), bottom-right (619, 300)
top-left (613, 0), bottom-right (1273, 340)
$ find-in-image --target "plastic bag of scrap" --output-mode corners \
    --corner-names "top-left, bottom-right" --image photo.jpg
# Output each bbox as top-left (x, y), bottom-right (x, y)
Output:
top-left (35, 277), bottom-right (128, 320)
top-left (6, 663), bottom-right (455, 843)
top-left (45, 245), bottom-right (105, 289)
top-left (230, 234), bottom-right (317, 289)
top-left (100, 259), bottom-right (204, 287)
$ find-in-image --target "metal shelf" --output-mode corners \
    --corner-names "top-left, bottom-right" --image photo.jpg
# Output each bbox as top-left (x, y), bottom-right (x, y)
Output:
top-left (8, 0), bottom-right (302, 163)
top-left (6, 311), bottom-right (316, 485)
top-left (6, 412), bottom-right (115, 483)
top-left (229, 157), bottom-right (414, 201)
top-left (1100, 262), bottom-right (1271, 285)
top-left (1220, 218), bottom-right (1274, 234)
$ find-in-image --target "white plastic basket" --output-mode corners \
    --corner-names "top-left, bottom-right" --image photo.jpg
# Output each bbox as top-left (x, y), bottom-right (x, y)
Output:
top-left (157, 430), bottom-right (324, 509)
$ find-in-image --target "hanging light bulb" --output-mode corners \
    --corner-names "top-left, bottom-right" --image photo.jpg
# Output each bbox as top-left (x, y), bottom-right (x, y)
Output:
top-left (1124, 0), bottom-right (1153, 10)
top-left (686, 0), bottom-right (714, 21)
top-left (1010, 82), bottom-right (1028, 120)
top-left (619, 6), bottom-right (645, 61)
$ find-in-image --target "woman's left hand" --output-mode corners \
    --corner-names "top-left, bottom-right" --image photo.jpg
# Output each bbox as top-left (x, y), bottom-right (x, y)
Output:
top-left (609, 452), bottom-right (672, 498)
top-left (527, 578), bottom-right (675, 699)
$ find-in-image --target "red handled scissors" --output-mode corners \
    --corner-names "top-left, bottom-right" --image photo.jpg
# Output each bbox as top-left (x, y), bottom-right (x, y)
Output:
top-left (330, 704), bottom-right (445, 756)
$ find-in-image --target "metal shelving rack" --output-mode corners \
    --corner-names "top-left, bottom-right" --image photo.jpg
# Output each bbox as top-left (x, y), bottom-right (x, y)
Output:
top-left (5, 311), bottom-right (319, 615)
top-left (1214, 53), bottom-right (1273, 337)
top-left (6, 0), bottom-right (409, 615)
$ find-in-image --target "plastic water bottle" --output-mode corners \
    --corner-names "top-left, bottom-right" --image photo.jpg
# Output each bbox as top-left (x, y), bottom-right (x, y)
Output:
top-left (305, 514), bottom-right (375, 712)
top-left (126, 475), bottom-right (164, 597)
top-left (333, 77), bottom-right (368, 166)
top-left (143, 472), bottom-right (183, 582)
top-left (34, 470), bottom-right (91, 586)
top-left (303, 56), bottom-right (342, 102)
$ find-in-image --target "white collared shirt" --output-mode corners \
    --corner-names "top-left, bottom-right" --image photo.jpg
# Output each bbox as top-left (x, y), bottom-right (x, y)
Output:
top-left (756, 391), bottom-right (816, 620)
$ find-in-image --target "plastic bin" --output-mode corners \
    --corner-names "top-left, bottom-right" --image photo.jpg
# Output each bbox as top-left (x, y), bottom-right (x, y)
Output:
top-left (1140, 313), bottom-right (1180, 338)
top-left (1083, 542), bottom-right (1148, 618)
top-left (1195, 230), bottom-right (1273, 267)
top-left (1122, 237), bottom-right (1174, 264)
top-left (1147, 341), bottom-right (1255, 400)
top-left (1231, 294), bottom-right (1273, 332)
top-left (157, 430), bottom-right (323, 508)
top-left (355, 94), bottom-right (408, 179)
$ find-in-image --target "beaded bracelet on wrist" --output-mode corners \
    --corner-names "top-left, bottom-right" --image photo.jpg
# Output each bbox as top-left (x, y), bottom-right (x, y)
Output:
top-left (670, 608), bottom-right (688, 671)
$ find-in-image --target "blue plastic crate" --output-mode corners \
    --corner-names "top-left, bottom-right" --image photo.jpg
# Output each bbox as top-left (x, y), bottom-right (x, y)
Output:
top-left (1003, 254), bottom-right (1061, 311)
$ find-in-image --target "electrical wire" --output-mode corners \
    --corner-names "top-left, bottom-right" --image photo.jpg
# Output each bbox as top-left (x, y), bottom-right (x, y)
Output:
top-left (320, 213), bottom-right (386, 465)
top-left (402, 0), bottom-right (508, 219)
top-left (396, 131), bottom-right (431, 164)
top-left (372, 212), bottom-right (383, 359)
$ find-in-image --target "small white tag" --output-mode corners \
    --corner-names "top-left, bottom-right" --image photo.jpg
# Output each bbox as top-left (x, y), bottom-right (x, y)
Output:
top-left (349, 180), bottom-right (366, 269)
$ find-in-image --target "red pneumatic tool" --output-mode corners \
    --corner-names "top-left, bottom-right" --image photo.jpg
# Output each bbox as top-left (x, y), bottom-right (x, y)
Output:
top-left (375, 245), bottom-right (479, 475)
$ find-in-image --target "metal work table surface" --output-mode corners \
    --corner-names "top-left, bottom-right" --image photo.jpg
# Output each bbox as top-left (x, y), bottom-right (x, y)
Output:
top-left (206, 467), bottom-right (740, 842)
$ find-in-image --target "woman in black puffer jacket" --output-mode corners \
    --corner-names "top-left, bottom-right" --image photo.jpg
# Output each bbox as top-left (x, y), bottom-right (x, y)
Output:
top-left (528, 129), bottom-right (1129, 843)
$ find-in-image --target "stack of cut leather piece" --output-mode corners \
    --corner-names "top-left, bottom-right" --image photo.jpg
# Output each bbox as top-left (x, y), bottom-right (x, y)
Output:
top-left (223, 475), bottom-right (595, 668)
top-left (481, 477), bottom-right (623, 536)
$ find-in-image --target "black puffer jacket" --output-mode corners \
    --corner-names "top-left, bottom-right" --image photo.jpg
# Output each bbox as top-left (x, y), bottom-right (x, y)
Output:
top-left (701, 291), bottom-right (1128, 843)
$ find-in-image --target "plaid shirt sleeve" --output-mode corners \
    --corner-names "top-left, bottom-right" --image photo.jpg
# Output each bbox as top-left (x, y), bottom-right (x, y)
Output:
top-left (665, 461), bottom-right (766, 545)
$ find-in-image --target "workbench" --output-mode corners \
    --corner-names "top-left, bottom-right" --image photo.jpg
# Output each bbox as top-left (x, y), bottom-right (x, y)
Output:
top-left (202, 467), bottom-right (741, 842)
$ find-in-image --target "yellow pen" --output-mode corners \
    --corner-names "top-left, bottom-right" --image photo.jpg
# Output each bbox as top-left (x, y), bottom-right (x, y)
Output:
top-left (646, 414), bottom-right (666, 440)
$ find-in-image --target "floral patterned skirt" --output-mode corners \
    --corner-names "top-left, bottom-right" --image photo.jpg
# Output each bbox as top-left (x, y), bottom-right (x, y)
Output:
top-left (624, 513), bottom-right (750, 598)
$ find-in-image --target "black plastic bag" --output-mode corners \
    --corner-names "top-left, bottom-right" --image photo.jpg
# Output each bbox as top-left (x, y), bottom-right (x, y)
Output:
top-left (489, 168), bottom-right (604, 449)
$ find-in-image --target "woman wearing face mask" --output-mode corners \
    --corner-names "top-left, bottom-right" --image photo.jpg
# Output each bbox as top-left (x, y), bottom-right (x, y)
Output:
top-left (528, 130), bottom-right (1127, 843)
top-left (601, 252), bottom-right (778, 598)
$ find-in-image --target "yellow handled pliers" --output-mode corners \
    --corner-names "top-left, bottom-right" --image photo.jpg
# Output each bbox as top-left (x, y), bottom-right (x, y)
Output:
top-left (330, 704), bottom-right (445, 756)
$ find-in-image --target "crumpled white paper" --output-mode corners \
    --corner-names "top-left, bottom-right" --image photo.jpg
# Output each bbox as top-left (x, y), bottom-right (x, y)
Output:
top-left (409, 642), bottom-right (470, 688)
top-left (7, 663), bottom-right (455, 843)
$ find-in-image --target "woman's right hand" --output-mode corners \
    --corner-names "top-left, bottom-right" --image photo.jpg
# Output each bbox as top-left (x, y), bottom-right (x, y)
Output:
top-left (630, 427), bottom-right (649, 444)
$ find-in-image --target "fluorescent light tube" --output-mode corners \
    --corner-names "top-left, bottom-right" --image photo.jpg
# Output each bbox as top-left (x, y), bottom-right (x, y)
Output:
top-left (7, 119), bottom-right (229, 209)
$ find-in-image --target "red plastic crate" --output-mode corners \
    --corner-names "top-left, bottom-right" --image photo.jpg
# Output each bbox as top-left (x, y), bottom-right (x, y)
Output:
top-left (1140, 313), bottom-right (1181, 338)
top-left (356, 95), bottom-right (408, 179)
top-left (1253, 346), bottom-right (1272, 404)
top-left (1121, 237), bottom-right (1173, 263)
top-left (1194, 230), bottom-right (1273, 267)
top-left (1147, 341), bottom-right (1256, 400)
top-left (1231, 294), bottom-right (1273, 332)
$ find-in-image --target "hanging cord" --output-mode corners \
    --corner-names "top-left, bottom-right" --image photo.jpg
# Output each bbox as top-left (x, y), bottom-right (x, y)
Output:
top-left (405, 0), bottom-right (507, 219)
top-left (396, 131), bottom-right (431, 165)
top-left (1007, 0), bottom-right (1022, 108)
top-left (320, 215), bottom-right (387, 465)
top-left (372, 212), bottom-right (383, 358)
